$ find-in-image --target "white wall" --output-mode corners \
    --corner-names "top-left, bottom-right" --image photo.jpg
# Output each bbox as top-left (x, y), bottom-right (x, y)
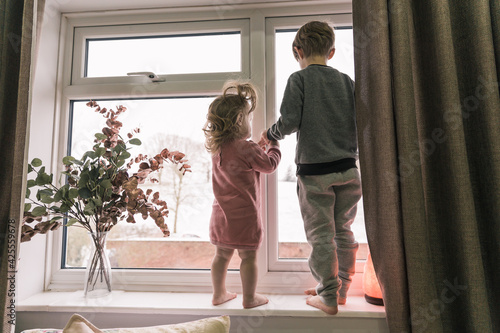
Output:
top-left (17, 5), bottom-right (62, 302)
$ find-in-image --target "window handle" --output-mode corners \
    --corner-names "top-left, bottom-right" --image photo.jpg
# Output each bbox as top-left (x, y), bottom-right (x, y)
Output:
top-left (127, 71), bottom-right (165, 82)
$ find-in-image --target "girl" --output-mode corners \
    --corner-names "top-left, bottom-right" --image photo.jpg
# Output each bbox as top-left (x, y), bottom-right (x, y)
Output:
top-left (203, 82), bottom-right (281, 308)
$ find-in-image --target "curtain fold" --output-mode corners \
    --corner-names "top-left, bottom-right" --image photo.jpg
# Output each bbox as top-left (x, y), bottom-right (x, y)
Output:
top-left (353, 1), bottom-right (500, 332)
top-left (0, 0), bottom-right (44, 332)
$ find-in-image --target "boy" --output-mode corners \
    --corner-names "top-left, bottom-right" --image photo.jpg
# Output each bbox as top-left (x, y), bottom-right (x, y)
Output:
top-left (261, 21), bottom-right (361, 315)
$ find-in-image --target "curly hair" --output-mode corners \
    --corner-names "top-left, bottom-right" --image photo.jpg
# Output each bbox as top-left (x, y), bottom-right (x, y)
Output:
top-left (203, 81), bottom-right (257, 154)
top-left (292, 21), bottom-right (335, 61)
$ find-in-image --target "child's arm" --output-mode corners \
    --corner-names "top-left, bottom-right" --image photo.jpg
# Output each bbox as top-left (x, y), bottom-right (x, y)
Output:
top-left (246, 141), bottom-right (281, 174)
top-left (267, 73), bottom-right (304, 141)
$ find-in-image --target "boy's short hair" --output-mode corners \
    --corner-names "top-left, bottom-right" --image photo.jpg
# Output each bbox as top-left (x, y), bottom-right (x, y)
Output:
top-left (292, 21), bottom-right (335, 61)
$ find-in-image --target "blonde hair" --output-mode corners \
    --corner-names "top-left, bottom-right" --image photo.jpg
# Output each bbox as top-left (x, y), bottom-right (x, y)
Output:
top-left (203, 82), bottom-right (257, 154)
top-left (292, 21), bottom-right (335, 61)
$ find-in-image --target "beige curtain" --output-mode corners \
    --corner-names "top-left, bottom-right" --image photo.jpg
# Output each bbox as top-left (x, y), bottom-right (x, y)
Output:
top-left (353, 1), bottom-right (500, 332)
top-left (0, 0), bottom-right (44, 332)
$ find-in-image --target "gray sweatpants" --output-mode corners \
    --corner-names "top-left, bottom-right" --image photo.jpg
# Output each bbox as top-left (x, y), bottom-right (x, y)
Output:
top-left (297, 168), bottom-right (362, 307)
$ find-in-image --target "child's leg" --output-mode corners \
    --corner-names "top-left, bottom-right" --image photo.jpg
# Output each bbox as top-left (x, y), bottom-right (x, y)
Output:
top-left (297, 174), bottom-right (340, 314)
top-left (237, 249), bottom-right (268, 308)
top-left (333, 168), bottom-right (361, 303)
top-left (211, 246), bottom-right (237, 305)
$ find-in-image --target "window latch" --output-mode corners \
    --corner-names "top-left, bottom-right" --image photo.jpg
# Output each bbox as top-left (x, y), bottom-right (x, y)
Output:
top-left (127, 71), bottom-right (166, 82)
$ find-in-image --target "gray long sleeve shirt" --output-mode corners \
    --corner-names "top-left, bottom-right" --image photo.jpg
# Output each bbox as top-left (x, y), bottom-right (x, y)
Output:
top-left (268, 64), bottom-right (358, 170)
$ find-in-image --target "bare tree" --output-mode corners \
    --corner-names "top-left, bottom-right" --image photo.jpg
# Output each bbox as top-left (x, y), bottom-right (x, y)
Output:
top-left (143, 134), bottom-right (211, 234)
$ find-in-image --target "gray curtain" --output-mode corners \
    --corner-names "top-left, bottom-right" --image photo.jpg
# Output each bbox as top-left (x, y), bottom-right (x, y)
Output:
top-left (353, 1), bottom-right (500, 332)
top-left (0, 0), bottom-right (44, 332)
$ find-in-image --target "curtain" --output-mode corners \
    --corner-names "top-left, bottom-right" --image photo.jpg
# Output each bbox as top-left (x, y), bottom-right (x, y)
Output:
top-left (353, 1), bottom-right (500, 332)
top-left (0, 0), bottom-right (45, 332)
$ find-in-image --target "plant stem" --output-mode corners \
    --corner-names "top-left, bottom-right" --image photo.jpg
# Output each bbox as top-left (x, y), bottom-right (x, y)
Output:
top-left (86, 232), bottom-right (111, 295)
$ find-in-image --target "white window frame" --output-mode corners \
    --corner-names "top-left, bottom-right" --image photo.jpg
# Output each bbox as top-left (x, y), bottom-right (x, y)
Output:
top-left (47, 2), bottom-right (364, 295)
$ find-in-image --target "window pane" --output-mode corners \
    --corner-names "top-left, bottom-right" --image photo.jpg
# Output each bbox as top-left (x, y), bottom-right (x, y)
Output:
top-left (86, 33), bottom-right (241, 77)
top-left (65, 98), bottom-right (241, 270)
top-left (275, 28), bottom-right (366, 260)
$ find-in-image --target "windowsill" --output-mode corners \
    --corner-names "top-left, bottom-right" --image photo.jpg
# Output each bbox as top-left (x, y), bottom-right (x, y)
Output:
top-left (18, 291), bottom-right (385, 318)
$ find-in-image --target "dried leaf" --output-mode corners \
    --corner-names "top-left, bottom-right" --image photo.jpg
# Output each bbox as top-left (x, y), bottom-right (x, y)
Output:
top-left (122, 177), bottom-right (138, 191)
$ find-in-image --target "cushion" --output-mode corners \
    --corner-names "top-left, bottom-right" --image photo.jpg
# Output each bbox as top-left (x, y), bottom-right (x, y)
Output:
top-left (21, 328), bottom-right (62, 333)
top-left (63, 314), bottom-right (102, 333)
top-left (58, 314), bottom-right (230, 333)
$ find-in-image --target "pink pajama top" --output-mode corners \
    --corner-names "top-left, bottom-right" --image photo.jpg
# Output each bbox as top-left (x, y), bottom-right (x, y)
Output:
top-left (210, 139), bottom-right (281, 250)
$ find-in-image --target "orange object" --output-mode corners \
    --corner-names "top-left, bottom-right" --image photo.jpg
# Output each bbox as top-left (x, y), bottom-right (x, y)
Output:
top-left (363, 251), bottom-right (384, 305)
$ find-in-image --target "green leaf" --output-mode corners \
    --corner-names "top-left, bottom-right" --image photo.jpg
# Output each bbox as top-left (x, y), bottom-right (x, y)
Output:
top-left (95, 147), bottom-right (107, 157)
top-left (83, 201), bottom-right (96, 215)
top-left (62, 156), bottom-right (76, 165)
top-left (85, 151), bottom-right (97, 160)
top-left (31, 158), bottom-right (42, 167)
top-left (27, 179), bottom-right (36, 188)
top-left (128, 138), bottom-right (141, 146)
top-left (37, 189), bottom-right (54, 201)
top-left (100, 179), bottom-right (112, 189)
top-left (92, 197), bottom-right (102, 207)
top-left (95, 133), bottom-right (107, 141)
top-left (35, 173), bottom-right (51, 186)
top-left (28, 164), bottom-right (33, 173)
top-left (101, 188), bottom-right (112, 202)
top-left (89, 167), bottom-right (99, 180)
top-left (38, 189), bottom-right (53, 196)
top-left (50, 205), bottom-right (61, 213)
top-left (60, 204), bottom-right (70, 213)
top-left (117, 159), bottom-right (126, 168)
top-left (26, 188), bottom-right (31, 198)
top-left (49, 216), bottom-right (63, 223)
top-left (40, 195), bottom-right (54, 204)
top-left (57, 184), bottom-right (69, 200)
top-left (31, 206), bottom-right (47, 216)
top-left (65, 218), bottom-right (79, 227)
top-left (119, 151), bottom-right (131, 160)
top-left (54, 189), bottom-right (63, 202)
top-left (78, 187), bottom-right (92, 199)
top-left (112, 144), bottom-right (124, 153)
top-left (24, 203), bottom-right (31, 212)
top-left (78, 172), bottom-right (90, 187)
top-left (68, 188), bottom-right (79, 200)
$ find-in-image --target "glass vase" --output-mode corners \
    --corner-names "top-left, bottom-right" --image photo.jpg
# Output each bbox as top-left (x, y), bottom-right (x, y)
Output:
top-left (84, 231), bottom-right (112, 298)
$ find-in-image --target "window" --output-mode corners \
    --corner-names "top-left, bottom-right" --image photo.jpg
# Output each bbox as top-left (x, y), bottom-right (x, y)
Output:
top-left (86, 33), bottom-right (241, 78)
top-left (70, 19), bottom-right (249, 85)
top-left (63, 19), bottom-right (249, 272)
top-left (49, 7), bottom-right (364, 293)
top-left (65, 98), bottom-right (243, 270)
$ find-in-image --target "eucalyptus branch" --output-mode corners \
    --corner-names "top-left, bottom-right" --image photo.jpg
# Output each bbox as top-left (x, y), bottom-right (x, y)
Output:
top-left (21, 99), bottom-right (191, 243)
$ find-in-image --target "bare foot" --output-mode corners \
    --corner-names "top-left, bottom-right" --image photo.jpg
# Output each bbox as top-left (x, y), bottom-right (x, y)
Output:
top-left (306, 295), bottom-right (338, 315)
top-left (243, 293), bottom-right (269, 309)
top-left (212, 292), bottom-right (237, 305)
top-left (304, 288), bottom-right (317, 296)
top-left (305, 288), bottom-right (346, 305)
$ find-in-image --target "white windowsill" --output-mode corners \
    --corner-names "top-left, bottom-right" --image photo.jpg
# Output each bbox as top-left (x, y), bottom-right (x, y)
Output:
top-left (18, 291), bottom-right (385, 318)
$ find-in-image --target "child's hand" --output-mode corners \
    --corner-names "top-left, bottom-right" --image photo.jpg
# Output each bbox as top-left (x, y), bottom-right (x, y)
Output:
top-left (269, 140), bottom-right (280, 148)
top-left (259, 130), bottom-right (270, 149)
top-left (258, 138), bottom-right (267, 150)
